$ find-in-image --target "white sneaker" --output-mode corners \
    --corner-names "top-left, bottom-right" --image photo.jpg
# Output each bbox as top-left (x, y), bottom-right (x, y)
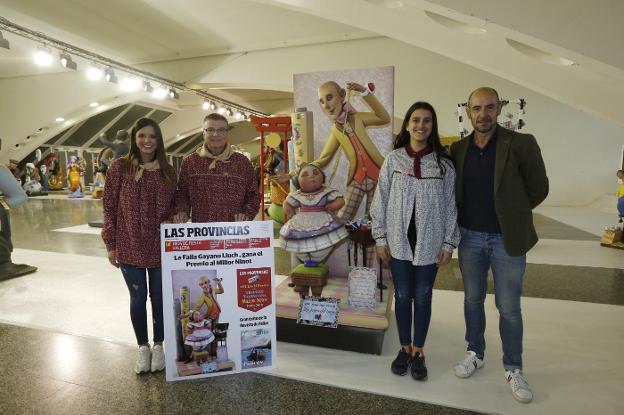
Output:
top-left (151, 344), bottom-right (165, 372)
top-left (454, 351), bottom-right (484, 378)
top-left (505, 369), bottom-right (533, 403)
top-left (135, 345), bottom-right (151, 374)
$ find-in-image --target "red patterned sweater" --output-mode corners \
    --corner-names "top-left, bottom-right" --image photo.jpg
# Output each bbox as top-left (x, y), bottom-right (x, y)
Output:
top-left (102, 159), bottom-right (177, 268)
top-left (176, 152), bottom-right (260, 222)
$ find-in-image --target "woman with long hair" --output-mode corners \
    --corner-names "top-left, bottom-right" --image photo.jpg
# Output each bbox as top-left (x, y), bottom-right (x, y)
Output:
top-left (370, 102), bottom-right (459, 381)
top-left (102, 117), bottom-right (177, 374)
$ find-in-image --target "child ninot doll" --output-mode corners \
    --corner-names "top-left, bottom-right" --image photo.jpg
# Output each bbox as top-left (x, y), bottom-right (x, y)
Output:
top-left (279, 163), bottom-right (348, 266)
top-left (183, 310), bottom-right (215, 364)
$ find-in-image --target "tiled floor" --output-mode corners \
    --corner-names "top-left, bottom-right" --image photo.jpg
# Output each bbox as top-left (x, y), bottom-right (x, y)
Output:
top-left (1, 198), bottom-right (623, 414)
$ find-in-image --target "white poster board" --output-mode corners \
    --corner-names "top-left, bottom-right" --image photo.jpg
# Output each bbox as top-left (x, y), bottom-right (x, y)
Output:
top-left (161, 221), bottom-right (277, 381)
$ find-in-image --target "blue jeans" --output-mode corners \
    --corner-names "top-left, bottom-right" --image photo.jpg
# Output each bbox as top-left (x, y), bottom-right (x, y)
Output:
top-left (458, 227), bottom-right (526, 370)
top-left (390, 259), bottom-right (438, 348)
top-left (617, 197), bottom-right (624, 217)
top-left (120, 264), bottom-right (164, 346)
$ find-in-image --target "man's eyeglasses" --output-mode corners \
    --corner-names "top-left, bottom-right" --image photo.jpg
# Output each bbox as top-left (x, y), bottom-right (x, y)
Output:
top-left (203, 127), bottom-right (228, 135)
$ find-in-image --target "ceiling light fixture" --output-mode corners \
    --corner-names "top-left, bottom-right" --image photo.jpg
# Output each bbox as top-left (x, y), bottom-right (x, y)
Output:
top-left (0, 31), bottom-right (10, 50)
top-left (506, 39), bottom-right (576, 66)
top-left (142, 80), bottom-right (153, 93)
top-left (87, 64), bottom-right (103, 81)
top-left (89, 102), bottom-right (99, 107)
top-left (104, 67), bottom-right (117, 83)
top-left (34, 46), bottom-right (53, 66)
top-left (425, 11), bottom-right (487, 35)
top-left (202, 100), bottom-right (210, 110)
top-left (225, 108), bottom-right (233, 117)
top-left (152, 86), bottom-right (168, 99)
top-left (0, 16), bottom-right (267, 121)
top-left (55, 117), bottom-right (65, 123)
top-left (59, 52), bottom-right (77, 70)
top-left (120, 77), bottom-right (140, 91)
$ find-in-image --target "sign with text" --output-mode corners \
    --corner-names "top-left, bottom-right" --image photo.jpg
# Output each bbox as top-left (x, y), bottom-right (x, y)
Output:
top-left (161, 221), bottom-right (277, 381)
top-left (297, 297), bottom-right (340, 328)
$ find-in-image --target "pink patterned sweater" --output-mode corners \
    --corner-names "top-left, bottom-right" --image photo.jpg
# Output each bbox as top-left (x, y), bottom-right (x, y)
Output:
top-left (175, 152), bottom-right (259, 223)
top-left (102, 159), bottom-right (176, 268)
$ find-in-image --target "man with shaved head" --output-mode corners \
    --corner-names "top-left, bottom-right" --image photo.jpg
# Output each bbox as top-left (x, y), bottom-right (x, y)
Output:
top-left (450, 87), bottom-right (548, 403)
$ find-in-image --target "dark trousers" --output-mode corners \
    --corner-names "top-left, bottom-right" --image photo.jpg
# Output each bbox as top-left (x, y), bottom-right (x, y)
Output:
top-left (390, 258), bottom-right (438, 348)
top-left (0, 202), bottom-right (13, 264)
top-left (120, 264), bottom-right (164, 345)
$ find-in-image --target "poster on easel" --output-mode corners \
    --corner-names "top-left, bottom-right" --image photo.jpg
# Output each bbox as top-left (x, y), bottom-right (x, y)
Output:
top-left (161, 221), bottom-right (276, 381)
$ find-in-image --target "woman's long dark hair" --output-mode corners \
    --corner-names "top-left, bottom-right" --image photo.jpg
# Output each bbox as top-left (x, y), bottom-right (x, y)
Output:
top-left (122, 117), bottom-right (174, 185)
top-left (393, 101), bottom-right (451, 174)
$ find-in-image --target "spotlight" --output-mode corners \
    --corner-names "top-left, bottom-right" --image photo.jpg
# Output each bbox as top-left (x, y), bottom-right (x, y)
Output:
top-left (152, 86), bottom-right (168, 99)
top-left (217, 106), bottom-right (226, 115)
top-left (87, 64), bottom-right (103, 81)
top-left (59, 52), bottom-right (77, 70)
top-left (34, 46), bottom-right (53, 66)
top-left (209, 101), bottom-right (217, 110)
top-left (0, 31), bottom-right (9, 50)
top-left (236, 111), bottom-right (245, 119)
top-left (168, 88), bottom-right (179, 99)
top-left (120, 77), bottom-right (140, 91)
top-left (104, 67), bottom-right (117, 83)
top-left (202, 100), bottom-right (210, 110)
top-left (225, 108), bottom-right (233, 117)
top-left (89, 102), bottom-right (99, 107)
top-left (142, 81), bottom-right (153, 93)
top-left (55, 117), bottom-right (65, 123)
top-left (13, 143), bottom-right (21, 150)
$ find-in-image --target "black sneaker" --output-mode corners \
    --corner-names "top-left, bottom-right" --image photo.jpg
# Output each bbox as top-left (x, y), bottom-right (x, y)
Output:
top-left (391, 349), bottom-right (411, 376)
top-left (410, 352), bottom-right (428, 381)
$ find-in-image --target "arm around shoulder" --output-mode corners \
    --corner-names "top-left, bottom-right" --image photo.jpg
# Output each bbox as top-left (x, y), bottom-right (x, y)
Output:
top-left (101, 160), bottom-right (123, 252)
top-left (242, 157), bottom-right (261, 219)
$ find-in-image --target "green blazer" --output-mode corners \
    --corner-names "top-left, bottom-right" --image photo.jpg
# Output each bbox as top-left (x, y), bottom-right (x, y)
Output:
top-left (450, 126), bottom-right (549, 256)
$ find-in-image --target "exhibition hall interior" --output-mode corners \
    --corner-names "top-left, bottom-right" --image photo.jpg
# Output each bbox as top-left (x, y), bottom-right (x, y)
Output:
top-left (1, 1), bottom-right (623, 414)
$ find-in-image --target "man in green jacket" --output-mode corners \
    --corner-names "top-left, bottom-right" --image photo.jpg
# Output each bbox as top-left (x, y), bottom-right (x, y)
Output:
top-left (450, 87), bottom-right (548, 404)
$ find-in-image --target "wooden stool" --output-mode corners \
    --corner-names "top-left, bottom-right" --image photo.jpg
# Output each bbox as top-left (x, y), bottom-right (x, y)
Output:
top-left (192, 350), bottom-right (210, 364)
top-left (290, 264), bottom-right (328, 298)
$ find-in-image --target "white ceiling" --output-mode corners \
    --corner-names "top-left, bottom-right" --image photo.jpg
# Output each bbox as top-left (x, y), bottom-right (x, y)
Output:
top-left (0, 0), bottom-right (623, 126)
